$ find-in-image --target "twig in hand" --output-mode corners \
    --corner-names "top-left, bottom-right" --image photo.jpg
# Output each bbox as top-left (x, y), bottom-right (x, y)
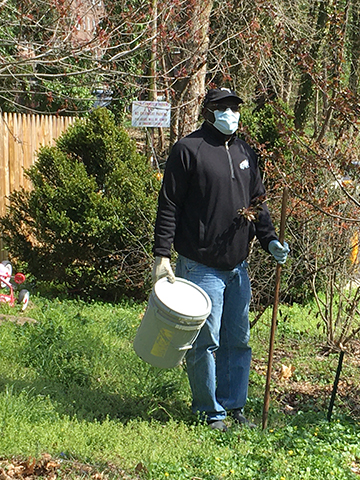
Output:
top-left (238, 194), bottom-right (267, 222)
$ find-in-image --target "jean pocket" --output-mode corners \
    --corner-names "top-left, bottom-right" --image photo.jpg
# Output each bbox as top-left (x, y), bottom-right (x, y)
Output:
top-left (184, 257), bottom-right (200, 273)
top-left (176, 255), bottom-right (199, 277)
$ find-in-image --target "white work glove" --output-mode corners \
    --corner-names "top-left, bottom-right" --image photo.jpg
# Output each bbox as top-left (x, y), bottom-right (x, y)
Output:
top-left (268, 240), bottom-right (290, 265)
top-left (152, 256), bottom-right (176, 284)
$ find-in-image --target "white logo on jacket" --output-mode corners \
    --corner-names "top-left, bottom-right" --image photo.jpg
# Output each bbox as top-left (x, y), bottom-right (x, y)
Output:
top-left (239, 159), bottom-right (249, 170)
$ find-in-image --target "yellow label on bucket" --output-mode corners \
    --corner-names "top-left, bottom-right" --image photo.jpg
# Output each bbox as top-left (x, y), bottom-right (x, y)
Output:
top-left (150, 328), bottom-right (174, 357)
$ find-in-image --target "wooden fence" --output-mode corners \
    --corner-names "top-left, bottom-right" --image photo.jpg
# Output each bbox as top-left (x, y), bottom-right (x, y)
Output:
top-left (0, 112), bottom-right (76, 261)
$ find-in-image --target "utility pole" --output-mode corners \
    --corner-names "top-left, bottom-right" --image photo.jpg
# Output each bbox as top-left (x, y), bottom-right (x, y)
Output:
top-left (147, 0), bottom-right (157, 165)
top-left (149, 0), bottom-right (157, 102)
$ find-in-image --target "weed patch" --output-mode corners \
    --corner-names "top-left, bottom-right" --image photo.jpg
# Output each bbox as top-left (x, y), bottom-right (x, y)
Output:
top-left (0, 297), bottom-right (359, 479)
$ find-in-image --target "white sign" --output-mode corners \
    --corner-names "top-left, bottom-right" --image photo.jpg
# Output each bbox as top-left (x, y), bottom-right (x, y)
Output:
top-left (131, 101), bottom-right (171, 128)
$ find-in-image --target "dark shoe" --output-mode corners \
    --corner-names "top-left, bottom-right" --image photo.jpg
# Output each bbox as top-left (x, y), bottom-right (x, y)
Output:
top-left (230, 409), bottom-right (256, 428)
top-left (207, 420), bottom-right (228, 432)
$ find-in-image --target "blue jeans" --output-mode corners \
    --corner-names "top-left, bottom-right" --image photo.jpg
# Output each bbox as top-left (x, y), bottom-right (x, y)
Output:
top-left (176, 255), bottom-right (252, 422)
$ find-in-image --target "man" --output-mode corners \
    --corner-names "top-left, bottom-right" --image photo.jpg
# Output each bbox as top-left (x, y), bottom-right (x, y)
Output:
top-left (152, 87), bottom-right (289, 431)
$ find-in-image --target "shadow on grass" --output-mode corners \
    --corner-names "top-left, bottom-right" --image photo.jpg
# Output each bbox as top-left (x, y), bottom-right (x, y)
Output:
top-left (0, 375), bottom-right (195, 425)
top-left (0, 373), bottom-right (359, 433)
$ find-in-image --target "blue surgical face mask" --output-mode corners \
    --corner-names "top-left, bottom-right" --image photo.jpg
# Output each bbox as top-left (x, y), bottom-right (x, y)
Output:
top-left (213, 108), bottom-right (240, 135)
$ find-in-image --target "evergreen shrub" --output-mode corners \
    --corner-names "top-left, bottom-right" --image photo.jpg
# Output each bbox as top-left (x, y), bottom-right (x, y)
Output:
top-left (0, 108), bottom-right (161, 300)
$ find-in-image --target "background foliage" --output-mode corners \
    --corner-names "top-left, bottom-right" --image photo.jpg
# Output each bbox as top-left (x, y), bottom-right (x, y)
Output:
top-left (1, 0), bottom-right (360, 346)
top-left (1, 2), bottom-right (360, 477)
top-left (0, 108), bottom-right (160, 300)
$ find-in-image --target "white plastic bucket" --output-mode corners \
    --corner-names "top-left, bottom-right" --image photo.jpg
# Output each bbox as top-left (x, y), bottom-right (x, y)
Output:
top-left (133, 277), bottom-right (212, 368)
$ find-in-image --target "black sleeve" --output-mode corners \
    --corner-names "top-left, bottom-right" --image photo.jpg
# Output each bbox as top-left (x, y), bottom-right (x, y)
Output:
top-left (153, 141), bottom-right (193, 257)
top-left (248, 148), bottom-right (278, 252)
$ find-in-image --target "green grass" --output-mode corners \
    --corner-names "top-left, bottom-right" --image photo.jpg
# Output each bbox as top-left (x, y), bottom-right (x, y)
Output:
top-left (0, 295), bottom-right (359, 479)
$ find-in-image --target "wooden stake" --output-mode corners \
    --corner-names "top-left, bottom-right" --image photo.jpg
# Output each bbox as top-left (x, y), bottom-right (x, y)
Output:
top-left (262, 186), bottom-right (289, 430)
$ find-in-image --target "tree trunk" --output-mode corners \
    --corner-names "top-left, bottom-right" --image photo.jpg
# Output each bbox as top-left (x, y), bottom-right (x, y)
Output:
top-left (168, 1), bottom-right (214, 147)
top-left (349, 0), bottom-right (360, 94)
top-left (294, 1), bottom-right (329, 131)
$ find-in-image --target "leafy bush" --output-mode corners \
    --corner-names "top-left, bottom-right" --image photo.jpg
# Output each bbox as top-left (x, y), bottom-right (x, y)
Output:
top-left (0, 108), bottom-right (161, 300)
top-left (239, 102), bottom-right (312, 306)
top-left (239, 101), bottom-right (357, 310)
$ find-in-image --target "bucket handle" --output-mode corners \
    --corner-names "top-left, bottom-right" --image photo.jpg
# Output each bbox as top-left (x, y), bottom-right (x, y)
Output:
top-left (174, 328), bottom-right (203, 351)
top-left (177, 345), bottom-right (192, 351)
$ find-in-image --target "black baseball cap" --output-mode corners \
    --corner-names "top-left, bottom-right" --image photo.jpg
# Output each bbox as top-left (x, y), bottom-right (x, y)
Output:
top-left (203, 87), bottom-right (244, 106)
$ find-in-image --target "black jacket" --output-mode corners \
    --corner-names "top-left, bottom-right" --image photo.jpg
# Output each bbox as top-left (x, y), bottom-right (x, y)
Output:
top-left (154, 122), bottom-right (278, 270)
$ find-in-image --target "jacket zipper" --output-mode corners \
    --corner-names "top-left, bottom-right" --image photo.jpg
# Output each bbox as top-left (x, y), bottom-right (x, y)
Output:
top-left (225, 141), bottom-right (235, 179)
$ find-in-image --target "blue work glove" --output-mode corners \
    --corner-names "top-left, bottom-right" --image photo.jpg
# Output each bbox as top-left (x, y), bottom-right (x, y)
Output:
top-left (268, 240), bottom-right (290, 264)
